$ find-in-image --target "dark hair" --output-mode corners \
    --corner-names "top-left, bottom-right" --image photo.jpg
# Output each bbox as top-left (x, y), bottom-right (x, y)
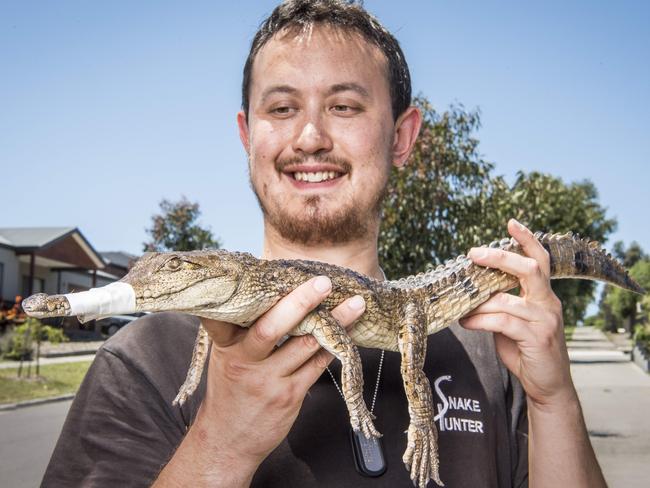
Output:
top-left (241, 0), bottom-right (412, 121)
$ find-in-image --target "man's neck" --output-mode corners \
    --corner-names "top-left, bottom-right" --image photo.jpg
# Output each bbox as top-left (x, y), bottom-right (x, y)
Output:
top-left (262, 224), bottom-right (384, 280)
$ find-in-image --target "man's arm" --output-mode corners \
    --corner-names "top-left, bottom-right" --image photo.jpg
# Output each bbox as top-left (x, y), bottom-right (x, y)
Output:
top-left (460, 219), bottom-right (607, 487)
top-left (153, 275), bottom-right (366, 487)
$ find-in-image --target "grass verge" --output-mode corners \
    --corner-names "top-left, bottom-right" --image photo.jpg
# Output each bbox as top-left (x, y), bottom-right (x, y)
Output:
top-left (564, 326), bottom-right (576, 341)
top-left (0, 361), bottom-right (92, 405)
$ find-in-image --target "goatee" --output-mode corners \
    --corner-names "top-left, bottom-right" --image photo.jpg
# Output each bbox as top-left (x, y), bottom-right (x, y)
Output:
top-left (250, 155), bottom-right (389, 246)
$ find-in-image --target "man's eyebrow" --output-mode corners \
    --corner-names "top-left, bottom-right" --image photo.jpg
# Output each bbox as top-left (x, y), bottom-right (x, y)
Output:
top-left (327, 83), bottom-right (370, 99)
top-left (261, 85), bottom-right (298, 103)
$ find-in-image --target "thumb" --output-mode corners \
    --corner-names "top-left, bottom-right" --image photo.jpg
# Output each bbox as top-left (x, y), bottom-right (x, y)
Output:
top-left (201, 318), bottom-right (244, 347)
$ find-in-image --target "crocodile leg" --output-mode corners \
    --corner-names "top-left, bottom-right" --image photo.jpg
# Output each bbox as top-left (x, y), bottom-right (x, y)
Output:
top-left (308, 305), bottom-right (381, 439)
top-left (173, 324), bottom-right (211, 406)
top-left (398, 302), bottom-right (443, 487)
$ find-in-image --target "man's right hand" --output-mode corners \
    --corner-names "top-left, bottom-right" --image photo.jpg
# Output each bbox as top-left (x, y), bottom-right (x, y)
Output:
top-left (153, 276), bottom-right (366, 487)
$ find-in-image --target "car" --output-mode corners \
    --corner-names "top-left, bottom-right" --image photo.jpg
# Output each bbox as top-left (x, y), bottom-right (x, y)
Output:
top-left (97, 313), bottom-right (146, 336)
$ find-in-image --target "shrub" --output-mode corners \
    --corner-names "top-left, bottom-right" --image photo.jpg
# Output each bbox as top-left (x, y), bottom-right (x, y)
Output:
top-left (0, 318), bottom-right (68, 360)
top-left (634, 324), bottom-right (650, 353)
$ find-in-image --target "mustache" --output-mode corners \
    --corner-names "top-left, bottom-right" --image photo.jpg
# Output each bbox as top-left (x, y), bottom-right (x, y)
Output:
top-left (275, 154), bottom-right (352, 173)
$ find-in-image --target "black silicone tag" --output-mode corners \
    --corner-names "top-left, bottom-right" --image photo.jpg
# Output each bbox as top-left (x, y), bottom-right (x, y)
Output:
top-left (349, 428), bottom-right (387, 477)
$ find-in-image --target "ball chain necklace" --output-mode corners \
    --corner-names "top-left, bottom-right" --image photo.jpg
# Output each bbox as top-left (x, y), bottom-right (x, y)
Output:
top-left (324, 267), bottom-right (387, 477)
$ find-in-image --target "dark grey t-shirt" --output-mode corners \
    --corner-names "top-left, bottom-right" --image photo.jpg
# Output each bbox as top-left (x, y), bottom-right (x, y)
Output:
top-left (42, 312), bottom-right (528, 487)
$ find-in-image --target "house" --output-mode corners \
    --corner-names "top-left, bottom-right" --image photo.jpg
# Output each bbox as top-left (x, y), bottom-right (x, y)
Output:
top-left (0, 227), bottom-right (136, 308)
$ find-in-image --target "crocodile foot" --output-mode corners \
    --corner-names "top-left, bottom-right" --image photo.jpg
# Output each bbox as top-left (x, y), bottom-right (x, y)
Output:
top-left (172, 378), bottom-right (199, 407)
top-left (350, 405), bottom-right (382, 439)
top-left (403, 421), bottom-right (443, 487)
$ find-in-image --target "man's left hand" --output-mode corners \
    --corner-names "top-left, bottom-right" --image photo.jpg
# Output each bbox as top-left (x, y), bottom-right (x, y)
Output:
top-left (459, 218), bottom-right (577, 408)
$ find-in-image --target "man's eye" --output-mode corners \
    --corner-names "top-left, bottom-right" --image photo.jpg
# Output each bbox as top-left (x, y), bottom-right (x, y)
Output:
top-left (270, 106), bottom-right (295, 116)
top-left (331, 104), bottom-right (358, 114)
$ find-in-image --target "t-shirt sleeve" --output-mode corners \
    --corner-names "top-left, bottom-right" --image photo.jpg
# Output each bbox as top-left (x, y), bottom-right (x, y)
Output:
top-left (508, 369), bottom-right (529, 488)
top-left (41, 313), bottom-right (201, 487)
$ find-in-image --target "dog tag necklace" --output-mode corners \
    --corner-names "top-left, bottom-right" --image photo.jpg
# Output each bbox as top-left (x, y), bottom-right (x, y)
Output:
top-left (326, 349), bottom-right (387, 477)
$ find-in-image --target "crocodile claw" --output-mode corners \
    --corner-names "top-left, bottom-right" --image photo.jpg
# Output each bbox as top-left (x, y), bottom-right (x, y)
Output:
top-left (351, 406), bottom-right (382, 439)
top-left (403, 422), bottom-right (443, 487)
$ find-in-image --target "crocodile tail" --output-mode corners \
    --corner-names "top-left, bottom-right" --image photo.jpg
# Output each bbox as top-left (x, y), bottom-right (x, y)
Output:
top-left (535, 232), bottom-right (645, 294)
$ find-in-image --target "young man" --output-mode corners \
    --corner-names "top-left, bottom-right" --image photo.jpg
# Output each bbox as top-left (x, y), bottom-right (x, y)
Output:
top-left (42, 1), bottom-right (606, 486)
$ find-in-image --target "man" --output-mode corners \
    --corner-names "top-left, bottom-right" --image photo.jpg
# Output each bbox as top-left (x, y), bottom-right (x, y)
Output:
top-left (43, 1), bottom-right (606, 486)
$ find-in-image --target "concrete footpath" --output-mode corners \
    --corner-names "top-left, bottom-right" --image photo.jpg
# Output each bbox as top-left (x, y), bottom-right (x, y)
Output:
top-left (569, 327), bottom-right (650, 488)
top-left (0, 340), bottom-right (101, 370)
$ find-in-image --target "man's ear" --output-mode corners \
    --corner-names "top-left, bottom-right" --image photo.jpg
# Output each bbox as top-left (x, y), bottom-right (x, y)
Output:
top-left (392, 106), bottom-right (422, 168)
top-left (237, 110), bottom-right (251, 155)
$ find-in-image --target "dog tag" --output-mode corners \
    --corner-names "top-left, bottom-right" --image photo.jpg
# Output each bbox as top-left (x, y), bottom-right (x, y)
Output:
top-left (349, 428), bottom-right (387, 477)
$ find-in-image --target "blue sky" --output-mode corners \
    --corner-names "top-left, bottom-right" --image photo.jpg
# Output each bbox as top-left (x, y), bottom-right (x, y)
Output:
top-left (2, 0), bottom-right (648, 261)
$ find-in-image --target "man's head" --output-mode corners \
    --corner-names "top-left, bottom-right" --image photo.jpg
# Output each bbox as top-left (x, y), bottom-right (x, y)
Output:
top-left (242, 0), bottom-right (411, 123)
top-left (238, 0), bottom-right (421, 247)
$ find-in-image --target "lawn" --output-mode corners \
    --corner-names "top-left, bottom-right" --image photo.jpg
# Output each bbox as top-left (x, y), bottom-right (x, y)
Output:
top-left (0, 361), bottom-right (92, 405)
top-left (564, 326), bottom-right (576, 341)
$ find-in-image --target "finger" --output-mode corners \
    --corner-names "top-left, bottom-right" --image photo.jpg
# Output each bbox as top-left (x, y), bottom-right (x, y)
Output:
top-left (468, 246), bottom-right (550, 298)
top-left (292, 348), bottom-right (336, 392)
top-left (463, 292), bottom-right (539, 323)
top-left (270, 295), bottom-right (366, 376)
top-left (241, 276), bottom-right (332, 361)
top-left (507, 218), bottom-right (551, 273)
top-left (201, 318), bottom-right (244, 347)
top-left (459, 312), bottom-right (534, 343)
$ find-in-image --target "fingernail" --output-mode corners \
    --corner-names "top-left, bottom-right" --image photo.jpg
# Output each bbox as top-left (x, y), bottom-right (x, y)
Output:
top-left (348, 295), bottom-right (366, 311)
top-left (512, 218), bottom-right (526, 232)
top-left (313, 276), bottom-right (332, 293)
top-left (469, 247), bottom-right (487, 260)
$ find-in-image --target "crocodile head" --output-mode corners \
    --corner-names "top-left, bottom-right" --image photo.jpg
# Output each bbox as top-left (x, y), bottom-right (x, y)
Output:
top-left (124, 250), bottom-right (243, 314)
top-left (22, 250), bottom-right (245, 321)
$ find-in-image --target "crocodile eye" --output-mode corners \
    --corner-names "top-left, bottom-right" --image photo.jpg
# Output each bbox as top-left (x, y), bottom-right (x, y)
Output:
top-left (166, 257), bottom-right (182, 271)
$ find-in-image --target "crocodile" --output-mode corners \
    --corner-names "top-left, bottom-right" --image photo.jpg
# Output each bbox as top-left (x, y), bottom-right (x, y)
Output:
top-left (22, 231), bottom-right (645, 487)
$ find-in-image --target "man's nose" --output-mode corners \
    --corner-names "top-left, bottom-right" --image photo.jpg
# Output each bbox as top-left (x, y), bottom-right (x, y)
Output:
top-left (293, 114), bottom-right (333, 154)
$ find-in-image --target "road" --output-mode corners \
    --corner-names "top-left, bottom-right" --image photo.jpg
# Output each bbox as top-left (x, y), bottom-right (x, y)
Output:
top-left (0, 400), bottom-right (72, 488)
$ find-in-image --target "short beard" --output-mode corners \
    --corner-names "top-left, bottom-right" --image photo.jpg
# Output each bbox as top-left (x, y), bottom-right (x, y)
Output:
top-left (250, 155), bottom-right (389, 246)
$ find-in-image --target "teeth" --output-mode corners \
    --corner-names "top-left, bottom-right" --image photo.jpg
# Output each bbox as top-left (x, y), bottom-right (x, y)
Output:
top-left (293, 171), bottom-right (341, 182)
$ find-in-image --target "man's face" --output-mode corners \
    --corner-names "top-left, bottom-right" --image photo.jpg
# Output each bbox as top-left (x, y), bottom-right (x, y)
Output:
top-left (239, 25), bottom-right (399, 246)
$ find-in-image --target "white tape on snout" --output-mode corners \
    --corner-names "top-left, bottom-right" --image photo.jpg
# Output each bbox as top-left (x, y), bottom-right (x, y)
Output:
top-left (65, 282), bottom-right (136, 323)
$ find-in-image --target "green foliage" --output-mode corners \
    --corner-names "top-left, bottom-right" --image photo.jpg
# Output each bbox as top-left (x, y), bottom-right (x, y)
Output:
top-left (612, 241), bottom-right (647, 268)
top-left (144, 196), bottom-right (221, 252)
top-left (380, 97), bottom-right (501, 277)
top-left (378, 96), bottom-right (616, 325)
top-left (634, 323), bottom-right (650, 352)
top-left (583, 314), bottom-right (605, 330)
top-left (500, 172), bottom-right (616, 325)
top-left (1, 319), bottom-right (68, 360)
top-left (603, 257), bottom-right (650, 330)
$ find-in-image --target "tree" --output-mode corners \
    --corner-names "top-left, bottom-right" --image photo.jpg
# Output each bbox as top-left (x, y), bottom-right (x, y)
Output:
top-left (144, 197), bottom-right (221, 252)
top-left (378, 97), bottom-right (617, 325)
top-left (379, 97), bottom-right (501, 277)
top-left (600, 242), bottom-right (650, 332)
top-left (497, 172), bottom-right (616, 325)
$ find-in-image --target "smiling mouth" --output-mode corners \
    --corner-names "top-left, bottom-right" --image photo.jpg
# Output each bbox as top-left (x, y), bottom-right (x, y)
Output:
top-left (291, 170), bottom-right (343, 182)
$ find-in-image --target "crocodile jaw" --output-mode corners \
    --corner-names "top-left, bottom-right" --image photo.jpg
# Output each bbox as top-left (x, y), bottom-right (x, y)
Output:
top-left (22, 293), bottom-right (72, 318)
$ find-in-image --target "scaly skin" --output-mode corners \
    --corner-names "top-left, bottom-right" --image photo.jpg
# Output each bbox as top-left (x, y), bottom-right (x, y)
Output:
top-left (22, 232), bottom-right (645, 487)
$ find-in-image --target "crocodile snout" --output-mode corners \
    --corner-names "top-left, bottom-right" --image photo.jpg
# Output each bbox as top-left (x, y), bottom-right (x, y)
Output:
top-left (22, 293), bottom-right (71, 318)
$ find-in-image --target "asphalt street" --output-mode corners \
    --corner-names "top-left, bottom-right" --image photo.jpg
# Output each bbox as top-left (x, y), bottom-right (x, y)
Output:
top-left (0, 400), bottom-right (71, 488)
top-left (1, 328), bottom-right (648, 487)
